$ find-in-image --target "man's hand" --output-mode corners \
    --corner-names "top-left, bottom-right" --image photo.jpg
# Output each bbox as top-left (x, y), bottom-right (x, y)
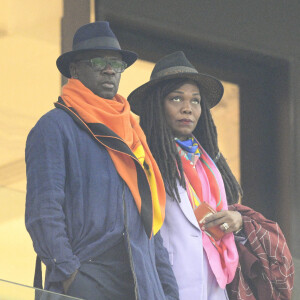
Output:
top-left (62, 269), bottom-right (78, 294)
top-left (201, 210), bottom-right (243, 234)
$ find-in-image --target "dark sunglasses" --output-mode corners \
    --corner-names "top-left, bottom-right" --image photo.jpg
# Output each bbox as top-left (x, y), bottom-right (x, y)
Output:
top-left (77, 57), bottom-right (127, 73)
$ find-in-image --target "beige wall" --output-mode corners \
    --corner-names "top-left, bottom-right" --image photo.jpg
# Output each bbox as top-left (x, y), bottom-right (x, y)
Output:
top-left (0, 0), bottom-right (239, 288)
top-left (212, 83), bottom-right (240, 182)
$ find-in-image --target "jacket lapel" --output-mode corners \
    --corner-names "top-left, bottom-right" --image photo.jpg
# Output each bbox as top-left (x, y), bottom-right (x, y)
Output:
top-left (177, 185), bottom-right (200, 229)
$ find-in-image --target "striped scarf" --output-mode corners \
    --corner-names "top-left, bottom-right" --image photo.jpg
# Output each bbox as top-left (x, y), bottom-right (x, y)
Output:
top-left (176, 137), bottom-right (227, 265)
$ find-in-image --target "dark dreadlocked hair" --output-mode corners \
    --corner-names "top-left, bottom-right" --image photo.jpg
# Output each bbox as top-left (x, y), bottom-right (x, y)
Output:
top-left (139, 78), bottom-right (243, 204)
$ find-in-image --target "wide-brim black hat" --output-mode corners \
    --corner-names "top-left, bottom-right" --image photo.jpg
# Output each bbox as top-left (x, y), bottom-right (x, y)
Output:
top-left (56, 21), bottom-right (138, 78)
top-left (128, 51), bottom-right (223, 114)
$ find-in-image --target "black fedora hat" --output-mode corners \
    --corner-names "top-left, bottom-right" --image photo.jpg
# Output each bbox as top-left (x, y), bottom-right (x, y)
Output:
top-left (56, 21), bottom-right (138, 78)
top-left (128, 51), bottom-right (223, 114)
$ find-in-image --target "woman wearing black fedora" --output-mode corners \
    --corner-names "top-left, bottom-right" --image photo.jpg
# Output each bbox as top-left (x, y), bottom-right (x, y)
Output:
top-left (128, 51), bottom-right (294, 300)
top-left (129, 51), bottom-right (241, 299)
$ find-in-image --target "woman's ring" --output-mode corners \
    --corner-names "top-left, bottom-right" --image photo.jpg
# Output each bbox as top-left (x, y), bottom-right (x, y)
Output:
top-left (222, 222), bottom-right (229, 231)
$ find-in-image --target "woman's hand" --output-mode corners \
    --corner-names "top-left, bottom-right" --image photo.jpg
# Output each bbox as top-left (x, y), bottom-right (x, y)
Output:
top-left (201, 210), bottom-right (243, 234)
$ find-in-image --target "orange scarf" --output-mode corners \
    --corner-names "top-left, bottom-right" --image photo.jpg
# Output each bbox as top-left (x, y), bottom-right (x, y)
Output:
top-left (60, 79), bottom-right (166, 237)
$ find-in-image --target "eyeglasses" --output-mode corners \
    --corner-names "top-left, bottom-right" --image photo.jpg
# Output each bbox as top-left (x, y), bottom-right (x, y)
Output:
top-left (77, 57), bottom-right (127, 73)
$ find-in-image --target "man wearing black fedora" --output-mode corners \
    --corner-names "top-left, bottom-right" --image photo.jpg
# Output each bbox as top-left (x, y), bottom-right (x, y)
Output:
top-left (25, 21), bottom-right (179, 300)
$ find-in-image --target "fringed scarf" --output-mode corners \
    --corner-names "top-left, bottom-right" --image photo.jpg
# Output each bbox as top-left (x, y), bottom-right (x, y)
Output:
top-left (56, 79), bottom-right (166, 238)
top-left (176, 137), bottom-right (238, 288)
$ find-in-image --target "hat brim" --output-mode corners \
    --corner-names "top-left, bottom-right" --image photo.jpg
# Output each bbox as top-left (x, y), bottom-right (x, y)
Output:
top-left (56, 47), bottom-right (138, 78)
top-left (128, 72), bottom-right (224, 115)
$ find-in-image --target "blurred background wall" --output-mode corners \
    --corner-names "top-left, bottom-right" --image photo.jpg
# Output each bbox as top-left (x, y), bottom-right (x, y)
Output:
top-left (0, 0), bottom-right (298, 298)
top-left (0, 0), bottom-right (64, 286)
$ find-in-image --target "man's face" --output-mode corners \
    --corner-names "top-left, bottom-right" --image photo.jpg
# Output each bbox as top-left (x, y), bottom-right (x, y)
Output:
top-left (69, 50), bottom-right (122, 99)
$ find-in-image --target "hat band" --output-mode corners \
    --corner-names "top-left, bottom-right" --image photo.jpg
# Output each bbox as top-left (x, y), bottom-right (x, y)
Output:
top-left (73, 36), bottom-right (121, 51)
top-left (151, 66), bottom-right (198, 80)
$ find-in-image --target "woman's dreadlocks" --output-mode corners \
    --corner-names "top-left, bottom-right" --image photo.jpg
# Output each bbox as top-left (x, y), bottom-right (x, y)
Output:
top-left (139, 78), bottom-right (242, 204)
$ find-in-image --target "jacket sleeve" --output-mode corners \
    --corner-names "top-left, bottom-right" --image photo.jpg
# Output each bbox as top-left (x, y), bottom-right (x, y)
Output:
top-left (154, 231), bottom-right (179, 300)
top-left (25, 115), bottom-right (80, 284)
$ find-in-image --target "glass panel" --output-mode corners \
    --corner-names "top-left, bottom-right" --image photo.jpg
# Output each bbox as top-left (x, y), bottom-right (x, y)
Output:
top-left (0, 0), bottom-right (63, 288)
top-left (0, 5), bottom-right (240, 283)
top-left (0, 278), bottom-right (82, 300)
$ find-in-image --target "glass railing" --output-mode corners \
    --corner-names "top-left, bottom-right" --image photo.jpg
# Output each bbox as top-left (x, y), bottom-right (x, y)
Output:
top-left (0, 278), bottom-right (82, 300)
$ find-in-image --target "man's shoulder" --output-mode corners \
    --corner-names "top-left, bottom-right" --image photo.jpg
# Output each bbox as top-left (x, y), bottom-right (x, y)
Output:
top-left (39, 108), bottom-right (72, 122)
top-left (34, 108), bottom-right (74, 129)
top-left (27, 108), bottom-right (77, 141)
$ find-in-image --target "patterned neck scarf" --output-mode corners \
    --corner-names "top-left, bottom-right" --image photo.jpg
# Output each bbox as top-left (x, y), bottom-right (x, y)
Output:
top-left (175, 137), bottom-right (201, 167)
top-left (175, 137), bottom-right (201, 157)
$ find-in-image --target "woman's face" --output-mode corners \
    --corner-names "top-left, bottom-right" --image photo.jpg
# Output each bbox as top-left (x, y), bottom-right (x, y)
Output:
top-left (163, 82), bottom-right (201, 140)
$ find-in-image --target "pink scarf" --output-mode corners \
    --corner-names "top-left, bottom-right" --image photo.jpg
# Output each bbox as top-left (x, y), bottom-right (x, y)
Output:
top-left (184, 143), bottom-right (239, 288)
